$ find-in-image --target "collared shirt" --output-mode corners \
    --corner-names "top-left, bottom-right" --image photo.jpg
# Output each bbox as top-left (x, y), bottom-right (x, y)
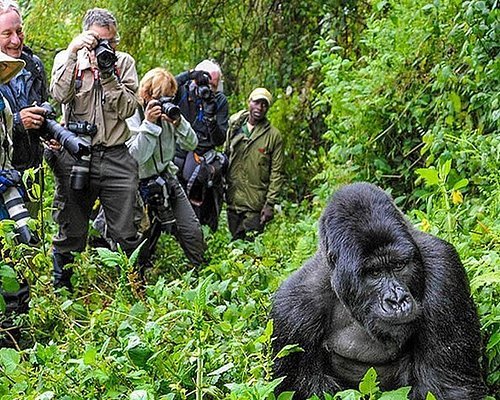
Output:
top-left (50, 49), bottom-right (139, 147)
top-left (11, 68), bottom-right (31, 107)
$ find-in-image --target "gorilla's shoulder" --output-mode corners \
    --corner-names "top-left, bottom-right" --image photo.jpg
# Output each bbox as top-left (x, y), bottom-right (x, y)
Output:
top-left (271, 254), bottom-right (333, 327)
top-left (413, 230), bottom-right (471, 293)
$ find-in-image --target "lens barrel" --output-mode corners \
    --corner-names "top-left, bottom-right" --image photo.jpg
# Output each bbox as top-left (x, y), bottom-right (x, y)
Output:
top-left (2, 186), bottom-right (37, 244)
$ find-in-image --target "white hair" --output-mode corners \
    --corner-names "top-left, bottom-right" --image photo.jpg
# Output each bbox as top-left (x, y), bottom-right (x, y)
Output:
top-left (83, 8), bottom-right (117, 31)
top-left (0, 0), bottom-right (21, 16)
top-left (195, 59), bottom-right (223, 92)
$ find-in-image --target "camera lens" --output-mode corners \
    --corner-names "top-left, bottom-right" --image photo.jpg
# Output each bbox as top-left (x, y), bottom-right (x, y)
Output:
top-left (161, 103), bottom-right (181, 120)
top-left (197, 85), bottom-right (211, 100)
top-left (70, 154), bottom-right (91, 190)
top-left (2, 186), bottom-right (38, 244)
top-left (95, 40), bottom-right (117, 71)
top-left (45, 120), bottom-right (91, 158)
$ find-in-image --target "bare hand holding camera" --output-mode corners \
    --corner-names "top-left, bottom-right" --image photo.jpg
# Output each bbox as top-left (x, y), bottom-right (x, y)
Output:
top-left (19, 106), bottom-right (46, 130)
top-left (67, 30), bottom-right (99, 54)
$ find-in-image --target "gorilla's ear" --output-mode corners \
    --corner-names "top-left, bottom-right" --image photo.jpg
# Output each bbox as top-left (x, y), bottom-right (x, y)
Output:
top-left (318, 206), bottom-right (339, 267)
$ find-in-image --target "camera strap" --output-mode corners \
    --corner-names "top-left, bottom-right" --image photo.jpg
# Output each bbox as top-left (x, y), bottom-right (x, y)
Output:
top-left (75, 68), bottom-right (83, 91)
top-left (196, 98), bottom-right (204, 122)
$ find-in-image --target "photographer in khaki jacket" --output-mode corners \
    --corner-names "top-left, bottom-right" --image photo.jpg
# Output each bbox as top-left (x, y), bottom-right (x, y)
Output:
top-left (224, 88), bottom-right (284, 240)
top-left (48, 8), bottom-right (141, 290)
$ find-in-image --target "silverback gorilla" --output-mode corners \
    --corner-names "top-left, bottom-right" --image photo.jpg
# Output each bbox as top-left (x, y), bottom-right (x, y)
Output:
top-left (271, 183), bottom-right (486, 400)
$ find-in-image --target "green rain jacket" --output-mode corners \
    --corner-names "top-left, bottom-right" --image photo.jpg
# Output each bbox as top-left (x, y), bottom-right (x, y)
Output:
top-left (225, 109), bottom-right (284, 213)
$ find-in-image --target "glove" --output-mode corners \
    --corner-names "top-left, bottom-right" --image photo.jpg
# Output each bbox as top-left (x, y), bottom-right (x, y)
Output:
top-left (189, 70), bottom-right (211, 86)
top-left (203, 97), bottom-right (217, 120)
top-left (260, 204), bottom-right (274, 225)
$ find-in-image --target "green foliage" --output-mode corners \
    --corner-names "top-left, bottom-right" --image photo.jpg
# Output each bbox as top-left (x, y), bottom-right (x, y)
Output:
top-left (311, 0), bottom-right (498, 202)
top-left (0, 0), bottom-right (496, 398)
top-left (329, 368), bottom-right (412, 399)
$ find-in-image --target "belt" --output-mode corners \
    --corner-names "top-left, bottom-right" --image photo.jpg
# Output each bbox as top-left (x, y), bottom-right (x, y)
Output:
top-left (91, 143), bottom-right (126, 153)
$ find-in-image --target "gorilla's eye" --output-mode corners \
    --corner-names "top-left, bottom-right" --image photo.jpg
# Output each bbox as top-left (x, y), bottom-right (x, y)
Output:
top-left (369, 269), bottom-right (382, 277)
top-left (393, 263), bottom-right (406, 272)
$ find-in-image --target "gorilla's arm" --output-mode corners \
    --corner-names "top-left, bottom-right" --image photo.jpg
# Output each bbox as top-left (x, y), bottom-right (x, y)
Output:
top-left (271, 254), bottom-right (342, 399)
top-left (410, 232), bottom-right (487, 400)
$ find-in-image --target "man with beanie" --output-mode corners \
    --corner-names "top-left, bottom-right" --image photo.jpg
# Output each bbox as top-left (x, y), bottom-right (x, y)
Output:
top-left (224, 87), bottom-right (283, 240)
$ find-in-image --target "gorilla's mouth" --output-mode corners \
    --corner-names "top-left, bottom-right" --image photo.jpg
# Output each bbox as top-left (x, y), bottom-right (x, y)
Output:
top-left (378, 310), bottom-right (418, 324)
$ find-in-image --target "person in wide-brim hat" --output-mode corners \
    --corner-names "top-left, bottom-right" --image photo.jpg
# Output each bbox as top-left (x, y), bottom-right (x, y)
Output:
top-left (0, 50), bottom-right (25, 84)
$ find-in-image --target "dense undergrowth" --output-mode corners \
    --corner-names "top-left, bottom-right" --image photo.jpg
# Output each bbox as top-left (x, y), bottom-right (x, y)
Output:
top-left (0, 0), bottom-right (498, 398)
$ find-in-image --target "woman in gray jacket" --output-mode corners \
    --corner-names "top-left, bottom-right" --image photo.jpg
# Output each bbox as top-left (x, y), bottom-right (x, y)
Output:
top-left (127, 67), bottom-right (206, 270)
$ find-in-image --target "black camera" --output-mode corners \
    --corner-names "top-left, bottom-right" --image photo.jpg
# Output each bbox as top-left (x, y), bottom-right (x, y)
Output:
top-left (194, 73), bottom-right (212, 101)
top-left (37, 102), bottom-right (91, 159)
top-left (95, 39), bottom-right (117, 73)
top-left (157, 97), bottom-right (181, 120)
top-left (67, 121), bottom-right (98, 136)
top-left (140, 176), bottom-right (175, 231)
top-left (0, 170), bottom-right (38, 245)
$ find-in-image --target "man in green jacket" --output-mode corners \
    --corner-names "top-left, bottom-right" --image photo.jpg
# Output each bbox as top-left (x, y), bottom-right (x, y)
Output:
top-left (224, 87), bottom-right (283, 240)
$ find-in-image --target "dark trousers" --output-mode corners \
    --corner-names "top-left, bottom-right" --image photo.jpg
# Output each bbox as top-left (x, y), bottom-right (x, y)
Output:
top-left (141, 175), bottom-right (206, 267)
top-left (227, 209), bottom-right (263, 241)
top-left (48, 145), bottom-right (141, 258)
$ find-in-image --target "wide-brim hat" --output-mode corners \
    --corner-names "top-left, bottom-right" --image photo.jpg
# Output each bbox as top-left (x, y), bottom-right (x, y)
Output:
top-left (0, 51), bottom-right (25, 84)
top-left (248, 87), bottom-right (272, 105)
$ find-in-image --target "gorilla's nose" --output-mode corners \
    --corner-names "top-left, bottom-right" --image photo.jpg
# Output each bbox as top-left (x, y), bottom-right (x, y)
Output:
top-left (383, 286), bottom-right (411, 310)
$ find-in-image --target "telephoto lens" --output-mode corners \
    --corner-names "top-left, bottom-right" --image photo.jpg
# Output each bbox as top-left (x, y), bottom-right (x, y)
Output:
top-left (38, 102), bottom-right (91, 158)
top-left (2, 186), bottom-right (38, 245)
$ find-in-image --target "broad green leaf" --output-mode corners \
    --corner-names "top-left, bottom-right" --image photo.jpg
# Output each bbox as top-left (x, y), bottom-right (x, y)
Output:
top-left (439, 159), bottom-right (452, 181)
top-left (2, 276), bottom-right (20, 293)
top-left (416, 168), bottom-right (439, 186)
top-left (425, 393), bottom-right (437, 400)
top-left (0, 294), bottom-right (5, 313)
top-left (277, 391), bottom-right (295, 400)
top-left (0, 265), bottom-right (16, 279)
top-left (486, 332), bottom-right (500, 351)
top-left (379, 386), bottom-right (412, 399)
top-left (0, 348), bottom-right (20, 374)
top-left (208, 362), bottom-right (234, 376)
top-left (126, 336), bottom-right (153, 368)
top-left (330, 390), bottom-right (362, 400)
top-left (61, 299), bottom-right (73, 310)
top-left (256, 319), bottom-right (274, 343)
top-left (96, 247), bottom-right (122, 267)
top-left (129, 240), bottom-right (146, 266)
top-left (276, 344), bottom-right (304, 358)
top-left (83, 346), bottom-right (97, 365)
top-left (453, 178), bottom-right (469, 190)
top-left (358, 367), bottom-right (379, 394)
top-left (130, 390), bottom-right (149, 400)
top-left (35, 392), bottom-right (55, 400)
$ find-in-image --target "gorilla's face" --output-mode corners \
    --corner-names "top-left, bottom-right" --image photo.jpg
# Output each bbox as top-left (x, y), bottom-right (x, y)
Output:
top-left (331, 237), bottom-right (423, 347)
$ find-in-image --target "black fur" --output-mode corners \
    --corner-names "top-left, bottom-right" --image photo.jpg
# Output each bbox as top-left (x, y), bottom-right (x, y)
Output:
top-left (271, 182), bottom-right (486, 400)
